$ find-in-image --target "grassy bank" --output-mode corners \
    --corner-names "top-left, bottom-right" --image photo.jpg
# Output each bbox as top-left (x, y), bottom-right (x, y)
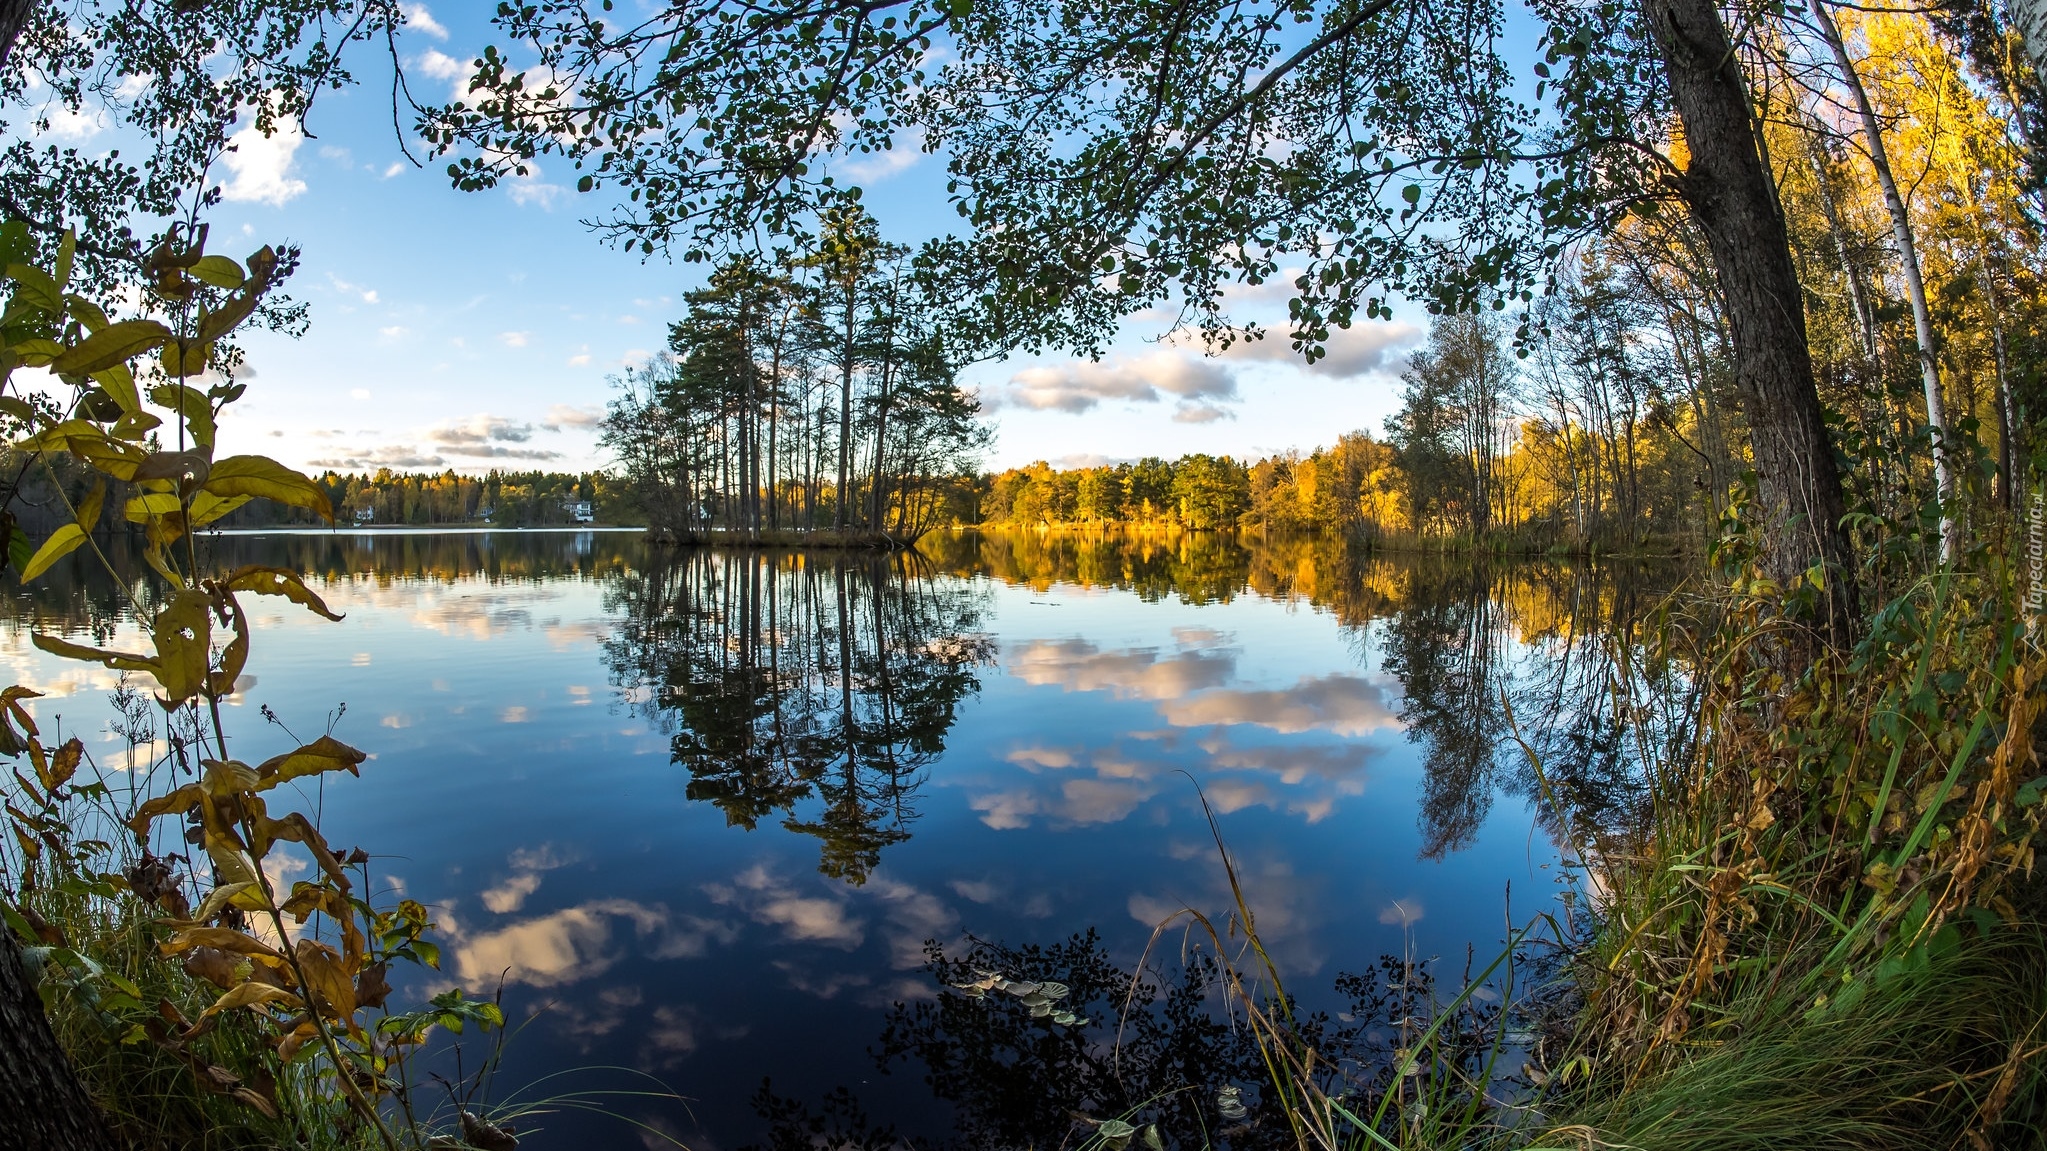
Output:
top-left (1182, 547), bottom-right (2047, 1149)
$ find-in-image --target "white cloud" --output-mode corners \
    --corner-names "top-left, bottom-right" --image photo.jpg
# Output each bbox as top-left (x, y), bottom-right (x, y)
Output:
top-left (307, 446), bottom-right (448, 469)
top-left (360, 289), bottom-right (380, 304)
top-left (426, 414), bottom-right (536, 444)
top-left (220, 119), bottom-right (309, 207)
top-left (349, 388), bottom-right (372, 400)
top-left (542, 404), bottom-right (603, 430)
top-left (566, 353), bottom-right (591, 367)
top-left (43, 104), bottom-right (108, 140)
top-left (1212, 320), bottom-right (1423, 379)
top-left (499, 331), bottom-right (531, 348)
top-left (1173, 402), bottom-right (1232, 424)
top-left (837, 130), bottom-right (925, 184)
top-left (442, 444), bottom-right (562, 461)
top-left (505, 169), bottom-right (565, 209)
top-left (403, 4), bottom-right (449, 39)
top-left (996, 349), bottom-right (1237, 415)
top-left (377, 325), bottom-right (409, 340)
top-left (381, 162), bottom-right (404, 179)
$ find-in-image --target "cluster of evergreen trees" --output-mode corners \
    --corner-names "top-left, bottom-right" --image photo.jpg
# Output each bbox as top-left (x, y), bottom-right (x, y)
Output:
top-left (603, 207), bottom-right (989, 541)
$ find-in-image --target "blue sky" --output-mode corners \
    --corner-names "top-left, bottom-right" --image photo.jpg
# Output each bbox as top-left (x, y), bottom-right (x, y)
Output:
top-left (121, 4), bottom-right (1428, 475)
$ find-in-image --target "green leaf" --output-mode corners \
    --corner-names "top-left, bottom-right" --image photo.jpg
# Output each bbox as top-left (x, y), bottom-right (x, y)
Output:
top-left (19, 523), bottom-right (85, 581)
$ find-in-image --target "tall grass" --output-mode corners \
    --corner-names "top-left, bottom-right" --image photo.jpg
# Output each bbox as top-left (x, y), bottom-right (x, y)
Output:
top-left (1179, 546), bottom-right (2047, 1149)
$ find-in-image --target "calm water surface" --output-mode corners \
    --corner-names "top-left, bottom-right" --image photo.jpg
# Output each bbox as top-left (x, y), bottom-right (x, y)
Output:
top-left (4, 529), bottom-right (1664, 1148)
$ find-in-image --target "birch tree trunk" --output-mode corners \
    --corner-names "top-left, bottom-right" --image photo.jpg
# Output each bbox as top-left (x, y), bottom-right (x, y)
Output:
top-left (1809, 0), bottom-right (1958, 560)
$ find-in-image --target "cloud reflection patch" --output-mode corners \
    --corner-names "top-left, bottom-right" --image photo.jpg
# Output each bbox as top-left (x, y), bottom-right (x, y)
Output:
top-left (972, 732), bottom-right (1377, 829)
top-left (453, 900), bottom-right (739, 987)
top-left (1007, 637), bottom-right (1234, 700)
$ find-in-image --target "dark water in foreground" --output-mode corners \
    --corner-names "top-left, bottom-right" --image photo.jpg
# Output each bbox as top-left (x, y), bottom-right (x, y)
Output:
top-left (3, 529), bottom-right (1669, 1148)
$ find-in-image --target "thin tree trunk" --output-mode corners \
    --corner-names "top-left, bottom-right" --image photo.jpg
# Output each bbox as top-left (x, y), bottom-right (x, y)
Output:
top-left (1642, 0), bottom-right (1858, 643)
top-left (1809, 0), bottom-right (1956, 559)
top-left (837, 284), bottom-right (855, 531)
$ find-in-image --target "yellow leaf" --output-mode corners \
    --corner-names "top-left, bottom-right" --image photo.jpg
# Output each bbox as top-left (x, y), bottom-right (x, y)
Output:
top-left (41, 737), bottom-right (81, 791)
top-left (294, 939), bottom-right (356, 1020)
top-left (15, 418), bottom-right (98, 454)
top-left (31, 630), bottom-right (155, 674)
top-left (20, 523), bottom-right (85, 581)
top-left (255, 735), bottom-right (366, 788)
top-left (201, 758), bottom-right (260, 796)
top-left (93, 363), bottom-right (140, 413)
top-left (65, 294), bottom-right (110, 333)
top-left (159, 926), bottom-right (282, 959)
top-left (146, 383), bottom-right (215, 450)
top-left (151, 589), bottom-right (212, 703)
top-left (208, 593), bottom-right (249, 698)
top-left (202, 457), bottom-right (331, 521)
top-left (187, 255), bottom-right (246, 290)
top-left (110, 410), bottom-right (162, 441)
top-left (6, 263), bottom-right (60, 310)
top-left (51, 318), bottom-right (173, 376)
top-left (69, 433), bottom-right (147, 481)
top-left (11, 338), bottom-right (62, 366)
top-left (132, 450), bottom-right (211, 484)
top-left (172, 881), bottom-right (257, 927)
top-left (124, 493), bottom-right (183, 522)
top-left (188, 491), bottom-right (252, 526)
top-left (197, 288), bottom-right (263, 343)
top-left (77, 481), bottom-right (104, 535)
top-left (201, 981), bottom-right (302, 1019)
top-left (204, 839), bottom-right (262, 888)
top-left (141, 542), bottom-right (185, 589)
top-left (123, 778), bottom-right (199, 831)
top-left (225, 566), bottom-right (343, 621)
top-left (158, 340), bottom-right (211, 379)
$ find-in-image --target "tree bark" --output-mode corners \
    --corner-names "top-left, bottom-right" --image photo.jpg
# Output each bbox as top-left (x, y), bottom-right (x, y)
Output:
top-left (0, 0), bottom-right (35, 72)
top-left (0, 922), bottom-right (125, 1151)
top-left (1641, 0), bottom-right (1858, 643)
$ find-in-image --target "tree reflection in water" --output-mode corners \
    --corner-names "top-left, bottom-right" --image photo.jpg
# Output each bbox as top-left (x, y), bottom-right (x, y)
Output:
top-left (746, 931), bottom-right (1504, 1151)
top-left (1370, 556), bottom-right (1690, 857)
top-left (603, 549), bottom-right (994, 883)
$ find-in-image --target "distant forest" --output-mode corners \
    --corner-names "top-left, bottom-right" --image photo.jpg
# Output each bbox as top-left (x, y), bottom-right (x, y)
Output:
top-left (218, 469), bottom-right (631, 528)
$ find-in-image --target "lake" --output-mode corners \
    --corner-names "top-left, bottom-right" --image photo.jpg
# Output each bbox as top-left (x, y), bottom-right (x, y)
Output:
top-left (1, 528), bottom-right (1667, 1148)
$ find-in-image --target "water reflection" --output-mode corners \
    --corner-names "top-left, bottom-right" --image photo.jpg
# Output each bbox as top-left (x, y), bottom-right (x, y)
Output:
top-left (0, 526), bottom-right (1677, 1146)
top-left (602, 550), bottom-right (994, 883)
top-left (749, 931), bottom-right (1505, 1151)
